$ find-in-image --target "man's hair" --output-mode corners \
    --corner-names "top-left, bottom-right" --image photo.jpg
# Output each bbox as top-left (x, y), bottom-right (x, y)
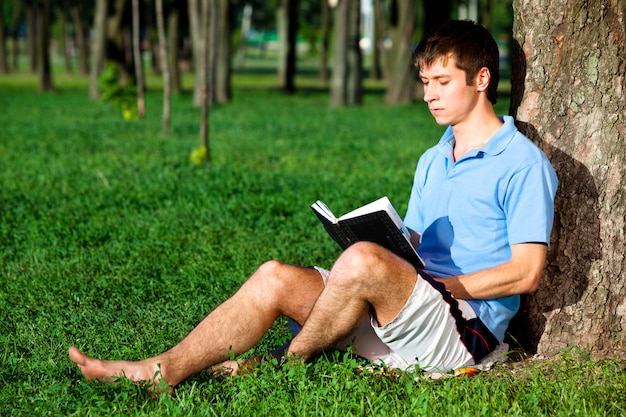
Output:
top-left (413, 20), bottom-right (500, 104)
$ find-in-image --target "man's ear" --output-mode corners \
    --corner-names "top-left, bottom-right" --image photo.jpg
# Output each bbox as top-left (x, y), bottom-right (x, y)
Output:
top-left (476, 67), bottom-right (491, 92)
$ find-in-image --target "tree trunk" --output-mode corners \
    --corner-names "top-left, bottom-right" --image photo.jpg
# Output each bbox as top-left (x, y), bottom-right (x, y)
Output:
top-left (9, 0), bottom-right (23, 72)
top-left (319, 0), bottom-right (329, 82)
top-left (37, 0), bottom-right (53, 91)
top-left (156, 0), bottom-right (170, 135)
top-left (215, 0), bottom-right (231, 102)
top-left (276, 0), bottom-right (298, 94)
top-left (0, 0), bottom-right (8, 74)
top-left (70, 4), bottom-right (89, 76)
top-left (90, 0), bottom-right (108, 99)
top-left (200, 0), bottom-right (210, 157)
top-left (189, 0), bottom-right (203, 105)
top-left (384, 0), bottom-right (415, 104)
top-left (26, 0), bottom-right (36, 73)
top-left (370, 0), bottom-right (383, 81)
top-left (166, 3), bottom-right (181, 93)
top-left (509, 0), bottom-right (626, 357)
top-left (330, 0), bottom-right (362, 107)
top-left (57, 4), bottom-right (72, 74)
top-left (132, 0), bottom-right (145, 117)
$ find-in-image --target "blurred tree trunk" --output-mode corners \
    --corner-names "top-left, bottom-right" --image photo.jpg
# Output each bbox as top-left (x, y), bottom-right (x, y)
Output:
top-left (167, 2), bottom-right (181, 93)
top-left (70, 4), bottom-right (89, 76)
top-left (509, 0), bottom-right (626, 357)
top-left (215, 0), bottom-right (231, 102)
top-left (277, 0), bottom-right (298, 94)
top-left (132, 0), bottom-right (145, 117)
top-left (0, 0), bottom-right (8, 74)
top-left (384, 0), bottom-right (415, 104)
top-left (10, 0), bottom-right (23, 71)
top-left (190, 0), bottom-right (230, 106)
top-left (319, 0), bottom-right (329, 82)
top-left (199, 0), bottom-right (210, 158)
top-left (89, 0), bottom-right (107, 99)
top-left (370, 0), bottom-right (383, 80)
top-left (330, 0), bottom-right (362, 107)
top-left (26, 0), bottom-right (36, 73)
top-left (189, 0), bottom-right (202, 104)
top-left (235, 3), bottom-right (252, 69)
top-left (156, 0), bottom-right (170, 135)
top-left (57, 4), bottom-right (72, 74)
top-left (36, 0), bottom-right (53, 91)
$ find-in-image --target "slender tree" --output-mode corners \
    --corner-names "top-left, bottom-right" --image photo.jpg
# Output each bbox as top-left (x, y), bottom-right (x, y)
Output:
top-left (384, 0), bottom-right (416, 104)
top-left (319, 0), bottom-right (329, 82)
top-left (36, 0), bottom-right (53, 91)
top-left (330, 0), bottom-right (362, 107)
top-left (156, 0), bottom-right (171, 134)
top-left (510, 0), bottom-right (626, 357)
top-left (199, 0), bottom-right (211, 159)
top-left (166, 1), bottom-right (181, 93)
top-left (132, 0), bottom-right (145, 117)
top-left (89, 0), bottom-right (107, 99)
top-left (0, 0), bottom-right (8, 74)
top-left (70, 4), bottom-right (89, 76)
top-left (9, 0), bottom-right (23, 71)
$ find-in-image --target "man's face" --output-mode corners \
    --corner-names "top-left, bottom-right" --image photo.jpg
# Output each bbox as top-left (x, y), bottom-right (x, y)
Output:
top-left (419, 57), bottom-right (479, 127)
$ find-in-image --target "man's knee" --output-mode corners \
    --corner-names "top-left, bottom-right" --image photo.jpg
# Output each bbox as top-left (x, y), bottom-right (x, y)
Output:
top-left (330, 242), bottom-right (390, 285)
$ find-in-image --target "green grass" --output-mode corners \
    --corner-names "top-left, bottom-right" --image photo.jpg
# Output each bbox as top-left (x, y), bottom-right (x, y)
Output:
top-left (0, 71), bottom-right (624, 416)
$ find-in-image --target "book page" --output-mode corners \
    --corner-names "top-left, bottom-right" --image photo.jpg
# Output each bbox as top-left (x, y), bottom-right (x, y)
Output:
top-left (311, 200), bottom-right (338, 223)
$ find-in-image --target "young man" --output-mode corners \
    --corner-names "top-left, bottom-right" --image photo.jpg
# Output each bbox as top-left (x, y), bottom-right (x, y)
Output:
top-left (69, 20), bottom-right (557, 389)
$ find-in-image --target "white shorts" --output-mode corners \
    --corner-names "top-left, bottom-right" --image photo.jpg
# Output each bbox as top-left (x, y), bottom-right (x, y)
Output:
top-left (290, 267), bottom-right (499, 373)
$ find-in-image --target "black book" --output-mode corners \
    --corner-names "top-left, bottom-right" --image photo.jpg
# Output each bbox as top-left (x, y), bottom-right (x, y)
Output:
top-left (311, 196), bottom-right (424, 269)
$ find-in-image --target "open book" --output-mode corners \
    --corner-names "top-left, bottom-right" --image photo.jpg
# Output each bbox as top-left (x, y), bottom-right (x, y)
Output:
top-left (311, 196), bottom-right (424, 269)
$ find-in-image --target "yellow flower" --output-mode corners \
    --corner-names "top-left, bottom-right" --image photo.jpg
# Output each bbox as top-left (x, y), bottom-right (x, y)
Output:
top-left (190, 146), bottom-right (209, 164)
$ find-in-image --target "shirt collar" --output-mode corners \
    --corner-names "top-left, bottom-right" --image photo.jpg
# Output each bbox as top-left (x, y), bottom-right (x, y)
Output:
top-left (437, 116), bottom-right (517, 161)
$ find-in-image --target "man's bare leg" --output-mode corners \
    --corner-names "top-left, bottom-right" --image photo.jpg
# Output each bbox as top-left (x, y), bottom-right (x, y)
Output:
top-left (288, 242), bottom-right (419, 361)
top-left (69, 261), bottom-right (324, 388)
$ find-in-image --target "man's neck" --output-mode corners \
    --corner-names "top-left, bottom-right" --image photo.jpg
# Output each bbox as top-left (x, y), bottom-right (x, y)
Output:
top-left (451, 106), bottom-right (503, 161)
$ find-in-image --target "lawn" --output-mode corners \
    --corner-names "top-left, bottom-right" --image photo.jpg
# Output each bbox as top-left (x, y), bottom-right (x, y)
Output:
top-left (0, 70), bottom-right (624, 416)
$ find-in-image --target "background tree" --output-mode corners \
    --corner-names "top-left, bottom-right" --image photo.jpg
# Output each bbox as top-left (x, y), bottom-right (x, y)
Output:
top-left (131, 0), bottom-right (145, 116)
top-left (89, 0), bottom-right (107, 99)
top-left (330, 0), bottom-right (362, 107)
top-left (0, 0), bottom-right (7, 73)
top-left (156, 0), bottom-right (171, 134)
top-left (510, 0), bottom-right (626, 356)
top-left (384, 0), bottom-right (416, 104)
top-left (70, 3), bottom-right (89, 76)
top-left (9, 0), bottom-right (23, 71)
top-left (277, 0), bottom-right (298, 93)
top-left (36, 0), bottom-right (53, 91)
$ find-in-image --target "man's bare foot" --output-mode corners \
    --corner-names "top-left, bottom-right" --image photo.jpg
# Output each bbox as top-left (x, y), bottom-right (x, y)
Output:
top-left (68, 346), bottom-right (171, 393)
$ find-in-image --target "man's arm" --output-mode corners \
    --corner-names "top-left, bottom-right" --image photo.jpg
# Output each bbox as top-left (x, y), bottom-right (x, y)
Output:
top-left (435, 243), bottom-right (547, 300)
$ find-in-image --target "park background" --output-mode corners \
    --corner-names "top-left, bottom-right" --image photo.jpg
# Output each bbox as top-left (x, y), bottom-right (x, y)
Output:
top-left (1, 0), bottom-right (625, 416)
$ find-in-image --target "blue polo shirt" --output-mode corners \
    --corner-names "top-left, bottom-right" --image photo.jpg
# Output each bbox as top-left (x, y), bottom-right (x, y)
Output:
top-left (404, 116), bottom-right (558, 341)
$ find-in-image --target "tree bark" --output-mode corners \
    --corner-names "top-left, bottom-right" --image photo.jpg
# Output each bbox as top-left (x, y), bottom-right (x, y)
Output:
top-left (509, 0), bottom-right (626, 357)
top-left (70, 4), bottom-right (89, 76)
top-left (215, 0), bottom-right (231, 102)
top-left (166, 3), bottom-right (181, 93)
top-left (0, 0), bottom-right (8, 74)
top-left (26, 0), bottom-right (36, 73)
top-left (9, 0), bottom-right (23, 72)
top-left (37, 0), bottom-right (53, 91)
top-left (90, 0), bottom-right (108, 99)
top-left (384, 0), bottom-right (415, 104)
top-left (319, 0), bottom-right (329, 82)
top-left (330, 0), bottom-right (362, 107)
top-left (156, 0), bottom-right (170, 135)
top-left (57, 4), bottom-right (72, 74)
top-left (132, 0), bottom-right (145, 117)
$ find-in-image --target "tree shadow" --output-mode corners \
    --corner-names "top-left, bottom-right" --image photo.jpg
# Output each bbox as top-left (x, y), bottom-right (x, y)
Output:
top-left (505, 39), bottom-right (601, 354)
